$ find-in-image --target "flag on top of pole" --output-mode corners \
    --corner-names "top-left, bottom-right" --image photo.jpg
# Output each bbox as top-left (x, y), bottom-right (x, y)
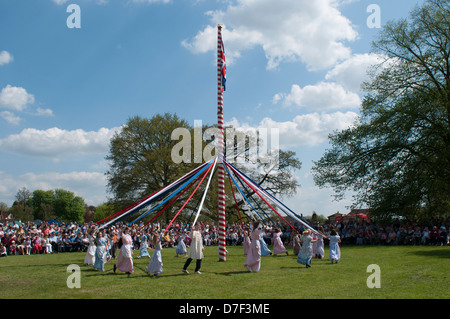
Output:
top-left (220, 39), bottom-right (226, 92)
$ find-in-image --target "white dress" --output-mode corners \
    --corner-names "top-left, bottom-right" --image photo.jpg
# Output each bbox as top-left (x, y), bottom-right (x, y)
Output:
top-left (147, 241), bottom-right (163, 275)
top-left (329, 235), bottom-right (341, 262)
top-left (84, 235), bottom-right (96, 265)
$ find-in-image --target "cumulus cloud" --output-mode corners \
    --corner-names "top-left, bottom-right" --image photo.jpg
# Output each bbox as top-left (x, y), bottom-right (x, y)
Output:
top-left (273, 82), bottom-right (361, 111)
top-left (52, 0), bottom-right (69, 4)
top-left (182, 0), bottom-right (358, 70)
top-left (0, 51), bottom-right (13, 66)
top-left (227, 111), bottom-right (358, 147)
top-left (0, 85), bottom-right (35, 112)
top-left (0, 111), bottom-right (21, 125)
top-left (325, 53), bottom-right (386, 92)
top-left (132, 0), bottom-right (172, 3)
top-left (36, 107), bottom-right (54, 117)
top-left (0, 126), bottom-right (122, 159)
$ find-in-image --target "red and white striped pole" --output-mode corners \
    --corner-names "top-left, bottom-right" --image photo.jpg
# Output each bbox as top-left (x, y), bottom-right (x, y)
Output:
top-left (217, 24), bottom-right (227, 261)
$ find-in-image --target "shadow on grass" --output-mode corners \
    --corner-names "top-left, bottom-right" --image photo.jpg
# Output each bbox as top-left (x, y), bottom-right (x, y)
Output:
top-left (407, 248), bottom-right (450, 259)
top-left (212, 270), bottom-right (251, 276)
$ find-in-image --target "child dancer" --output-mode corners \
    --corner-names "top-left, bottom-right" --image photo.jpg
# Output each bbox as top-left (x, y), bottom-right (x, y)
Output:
top-left (138, 231), bottom-right (151, 259)
top-left (175, 230), bottom-right (187, 257)
top-left (297, 229), bottom-right (318, 268)
top-left (244, 221), bottom-right (262, 272)
top-left (147, 231), bottom-right (163, 277)
top-left (272, 228), bottom-right (288, 256)
top-left (328, 229), bottom-right (341, 264)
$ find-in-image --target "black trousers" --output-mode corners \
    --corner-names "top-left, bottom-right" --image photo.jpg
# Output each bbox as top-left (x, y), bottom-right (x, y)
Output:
top-left (183, 258), bottom-right (202, 272)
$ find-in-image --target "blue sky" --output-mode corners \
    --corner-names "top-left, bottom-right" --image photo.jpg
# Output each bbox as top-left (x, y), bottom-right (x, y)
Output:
top-left (0, 0), bottom-right (425, 217)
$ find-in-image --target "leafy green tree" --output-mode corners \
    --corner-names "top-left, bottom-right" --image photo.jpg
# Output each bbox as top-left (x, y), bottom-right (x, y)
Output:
top-left (53, 189), bottom-right (85, 223)
top-left (312, 0), bottom-right (450, 221)
top-left (30, 190), bottom-right (55, 221)
top-left (93, 203), bottom-right (116, 223)
top-left (8, 187), bottom-right (33, 222)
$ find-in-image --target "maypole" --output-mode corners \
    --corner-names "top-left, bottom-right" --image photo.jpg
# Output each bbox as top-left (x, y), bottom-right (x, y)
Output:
top-left (217, 24), bottom-right (227, 261)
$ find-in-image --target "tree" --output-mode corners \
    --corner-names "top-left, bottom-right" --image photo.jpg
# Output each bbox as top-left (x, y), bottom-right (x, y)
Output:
top-left (312, 0), bottom-right (450, 222)
top-left (30, 190), bottom-right (55, 221)
top-left (105, 113), bottom-right (196, 220)
top-left (91, 203), bottom-right (112, 223)
top-left (53, 189), bottom-right (85, 223)
top-left (8, 187), bottom-right (33, 221)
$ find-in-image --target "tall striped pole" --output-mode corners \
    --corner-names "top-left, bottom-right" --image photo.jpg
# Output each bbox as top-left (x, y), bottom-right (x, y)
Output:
top-left (217, 24), bottom-right (227, 261)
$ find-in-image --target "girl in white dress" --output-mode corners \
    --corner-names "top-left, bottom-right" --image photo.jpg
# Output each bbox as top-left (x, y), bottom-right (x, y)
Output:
top-left (328, 229), bottom-right (341, 264)
top-left (147, 232), bottom-right (163, 276)
top-left (84, 229), bottom-right (96, 265)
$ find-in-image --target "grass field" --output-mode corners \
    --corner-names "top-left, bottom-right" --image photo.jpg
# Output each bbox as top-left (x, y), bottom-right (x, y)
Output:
top-left (0, 245), bottom-right (448, 299)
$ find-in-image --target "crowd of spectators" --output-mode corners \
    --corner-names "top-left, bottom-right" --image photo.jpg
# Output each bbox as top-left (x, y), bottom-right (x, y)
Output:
top-left (0, 217), bottom-right (448, 257)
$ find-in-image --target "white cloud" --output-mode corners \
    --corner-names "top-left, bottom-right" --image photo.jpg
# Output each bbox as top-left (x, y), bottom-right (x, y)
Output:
top-left (274, 82), bottom-right (361, 111)
top-left (0, 126), bottom-right (122, 159)
top-left (183, 0), bottom-right (358, 70)
top-left (0, 51), bottom-right (13, 66)
top-left (325, 53), bottom-right (386, 92)
top-left (0, 85), bottom-right (35, 111)
top-left (132, 0), bottom-right (172, 3)
top-left (52, 0), bottom-right (69, 4)
top-left (0, 111), bottom-right (21, 125)
top-left (36, 107), bottom-right (54, 117)
top-left (227, 111), bottom-right (358, 147)
top-left (0, 170), bottom-right (107, 206)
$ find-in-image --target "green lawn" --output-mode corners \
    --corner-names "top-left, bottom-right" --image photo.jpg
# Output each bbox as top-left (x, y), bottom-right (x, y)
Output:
top-left (0, 245), bottom-right (448, 299)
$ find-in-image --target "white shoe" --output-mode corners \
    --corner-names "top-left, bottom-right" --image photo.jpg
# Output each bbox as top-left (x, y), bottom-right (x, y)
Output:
top-left (182, 269), bottom-right (189, 274)
top-left (195, 271), bottom-right (201, 274)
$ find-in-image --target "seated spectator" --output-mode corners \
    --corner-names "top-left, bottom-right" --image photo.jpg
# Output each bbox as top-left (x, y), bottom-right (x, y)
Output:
top-left (9, 240), bottom-right (17, 255)
top-left (429, 226), bottom-right (440, 245)
top-left (387, 229), bottom-right (397, 245)
top-left (413, 227), bottom-right (422, 245)
top-left (421, 227), bottom-right (430, 245)
top-left (0, 243), bottom-right (6, 257)
top-left (32, 236), bottom-right (43, 254)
